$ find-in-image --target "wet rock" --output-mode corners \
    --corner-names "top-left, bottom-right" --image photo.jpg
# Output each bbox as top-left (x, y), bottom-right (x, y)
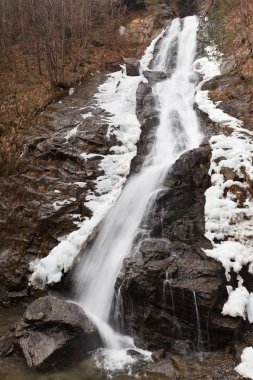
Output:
top-left (171, 356), bottom-right (188, 375)
top-left (243, 332), bottom-right (253, 346)
top-left (208, 312), bottom-right (242, 347)
top-left (15, 296), bottom-right (102, 368)
top-left (145, 351), bottom-right (243, 379)
top-left (146, 358), bottom-right (178, 378)
top-left (120, 144), bottom-right (239, 350)
top-left (126, 349), bottom-right (143, 358)
top-left (151, 144), bottom-right (213, 244)
top-left (131, 81), bottom-right (158, 172)
top-left (124, 58), bottom-right (140, 76)
top-left (151, 348), bottom-right (166, 362)
top-left (170, 340), bottom-right (192, 355)
top-left (143, 70), bottom-right (168, 84)
top-left (0, 72), bottom-right (115, 305)
top-left (0, 334), bottom-right (14, 357)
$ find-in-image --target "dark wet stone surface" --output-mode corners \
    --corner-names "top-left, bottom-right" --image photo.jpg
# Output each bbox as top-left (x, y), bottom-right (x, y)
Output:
top-left (124, 58), bottom-right (140, 76)
top-left (0, 71), bottom-right (120, 305)
top-left (120, 144), bottom-right (242, 351)
top-left (14, 296), bottom-right (102, 369)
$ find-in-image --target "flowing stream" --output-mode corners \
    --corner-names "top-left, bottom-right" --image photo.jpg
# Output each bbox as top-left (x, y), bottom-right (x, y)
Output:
top-left (73, 15), bottom-right (202, 372)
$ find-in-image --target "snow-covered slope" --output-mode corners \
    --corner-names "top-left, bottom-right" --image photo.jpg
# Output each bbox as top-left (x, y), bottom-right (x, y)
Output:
top-left (195, 45), bottom-right (253, 380)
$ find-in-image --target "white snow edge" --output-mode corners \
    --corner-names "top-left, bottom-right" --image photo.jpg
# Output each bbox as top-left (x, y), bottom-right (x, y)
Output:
top-left (194, 44), bottom-right (253, 376)
top-left (235, 347), bottom-right (253, 380)
top-left (30, 30), bottom-right (165, 288)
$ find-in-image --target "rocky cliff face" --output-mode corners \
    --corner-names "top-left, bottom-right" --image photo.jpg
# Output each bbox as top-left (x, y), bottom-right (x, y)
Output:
top-left (116, 6), bottom-right (253, 366)
top-left (119, 141), bottom-right (242, 351)
top-left (0, 74), bottom-right (111, 305)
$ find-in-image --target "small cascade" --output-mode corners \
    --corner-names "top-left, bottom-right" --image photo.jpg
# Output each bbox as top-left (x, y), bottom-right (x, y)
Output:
top-left (163, 272), bottom-right (174, 308)
top-left (160, 206), bottom-right (166, 237)
top-left (113, 287), bottom-right (124, 333)
top-left (163, 272), bottom-right (182, 338)
top-left (193, 291), bottom-right (203, 352)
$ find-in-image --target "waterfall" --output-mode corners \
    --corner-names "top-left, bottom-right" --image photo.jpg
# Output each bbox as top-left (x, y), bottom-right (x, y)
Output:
top-left (73, 15), bottom-right (202, 370)
top-left (193, 291), bottom-right (203, 352)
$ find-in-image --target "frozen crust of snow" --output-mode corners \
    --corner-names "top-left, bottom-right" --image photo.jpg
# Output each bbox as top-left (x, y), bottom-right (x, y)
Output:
top-left (30, 30), bottom-right (165, 288)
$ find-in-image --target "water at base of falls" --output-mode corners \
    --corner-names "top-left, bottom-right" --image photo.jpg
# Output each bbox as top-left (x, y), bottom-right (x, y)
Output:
top-left (73, 15), bottom-right (202, 373)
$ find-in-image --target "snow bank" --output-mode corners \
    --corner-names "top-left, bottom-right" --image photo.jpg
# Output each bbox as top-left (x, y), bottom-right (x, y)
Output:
top-left (222, 282), bottom-right (249, 319)
top-left (195, 43), bottom-right (253, 376)
top-left (30, 30), bottom-right (165, 288)
top-left (195, 45), bottom-right (253, 318)
top-left (235, 347), bottom-right (253, 379)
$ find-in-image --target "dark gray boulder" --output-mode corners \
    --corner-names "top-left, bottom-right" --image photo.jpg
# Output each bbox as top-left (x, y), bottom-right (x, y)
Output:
top-left (124, 58), bottom-right (140, 76)
top-left (14, 296), bottom-right (102, 369)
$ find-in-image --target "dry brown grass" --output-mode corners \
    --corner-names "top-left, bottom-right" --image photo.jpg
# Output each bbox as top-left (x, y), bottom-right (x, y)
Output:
top-left (0, 7), bottom-right (150, 176)
top-left (208, 0), bottom-right (253, 79)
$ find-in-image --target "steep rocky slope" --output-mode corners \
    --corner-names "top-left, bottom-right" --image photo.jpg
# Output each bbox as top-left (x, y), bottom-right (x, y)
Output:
top-left (1, 0), bottom-right (253, 378)
top-left (0, 1), bottom-right (174, 305)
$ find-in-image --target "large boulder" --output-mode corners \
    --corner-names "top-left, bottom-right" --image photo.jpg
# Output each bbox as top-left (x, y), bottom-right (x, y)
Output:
top-left (14, 296), bottom-right (102, 369)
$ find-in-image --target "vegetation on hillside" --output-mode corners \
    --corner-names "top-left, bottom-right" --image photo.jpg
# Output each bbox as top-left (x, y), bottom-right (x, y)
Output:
top-left (208, 0), bottom-right (253, 78)
top-left (0, 0), bottom-right (145, 175)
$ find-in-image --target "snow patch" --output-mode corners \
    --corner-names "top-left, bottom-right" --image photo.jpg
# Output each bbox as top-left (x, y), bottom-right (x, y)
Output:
top-left (222, 283), bottom-right (249, 319)
top-left (53, 198), bottom-right (76, 211)
top-left (235, 347), bottom-right (253, 379)
top-left (81, 112), bottom-right (93, 120)
top-left (119, 26), bottom-right (126, 36)
top-left (195, 44), bottom-right (253, 321)
top-left (64, 126), bottom-right (78, 141)
top-left (80, 153), bottom-right (104, 160)
top-left (30, 29), bottom-right (165, 287)
top-left (74, 182), bottom-right (86, 188)
top-left (247, 294), bottom-right (253, 324)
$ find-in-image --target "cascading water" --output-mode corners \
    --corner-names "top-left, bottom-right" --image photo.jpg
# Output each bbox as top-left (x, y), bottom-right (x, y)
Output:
top-left (163, 272), bottom-right (182, 339)
top-left (193, 291), bottom-right (203, 352)
top-left (73, 15), bottom-right (202, 371)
